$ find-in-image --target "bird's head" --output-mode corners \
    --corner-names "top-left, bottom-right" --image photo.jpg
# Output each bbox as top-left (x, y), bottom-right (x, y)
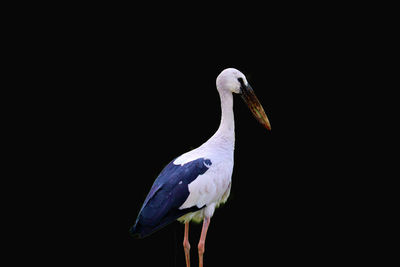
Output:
top-left (216, 68), bottom-right (271, 131)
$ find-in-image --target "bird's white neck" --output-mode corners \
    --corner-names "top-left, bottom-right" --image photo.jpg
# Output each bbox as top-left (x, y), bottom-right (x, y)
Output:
top-left (173, 89), bottom-right (235, 166)
top-left (204, 90), bottom-right (235, 152)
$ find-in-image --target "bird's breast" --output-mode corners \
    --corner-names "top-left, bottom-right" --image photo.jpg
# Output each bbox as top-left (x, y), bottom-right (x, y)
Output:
top-left (179, 158), bottom-right (233, 210)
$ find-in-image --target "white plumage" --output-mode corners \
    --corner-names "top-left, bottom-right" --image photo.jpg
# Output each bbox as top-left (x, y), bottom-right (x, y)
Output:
top-left (175, 68), bottom-right (239, 222)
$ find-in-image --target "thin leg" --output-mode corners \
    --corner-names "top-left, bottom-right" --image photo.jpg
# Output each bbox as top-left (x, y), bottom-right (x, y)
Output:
top-left (198, 217), bottom-right (211, 267)
top-left (183, 222), bottom-right (191, 267)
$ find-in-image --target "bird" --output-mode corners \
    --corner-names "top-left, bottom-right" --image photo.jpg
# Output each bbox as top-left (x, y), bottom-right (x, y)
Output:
top-left (130, 68), bottom-right (271, 267)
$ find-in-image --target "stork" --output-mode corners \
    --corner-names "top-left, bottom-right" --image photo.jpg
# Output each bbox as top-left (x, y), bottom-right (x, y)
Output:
top-left (130, 68), bottom-right (271, 267)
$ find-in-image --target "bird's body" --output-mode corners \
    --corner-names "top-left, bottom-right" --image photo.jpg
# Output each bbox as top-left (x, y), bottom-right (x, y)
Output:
top-left (131, 81), bottom-right (235, 238)
top-left (130, 68), bottom-right (271, 267)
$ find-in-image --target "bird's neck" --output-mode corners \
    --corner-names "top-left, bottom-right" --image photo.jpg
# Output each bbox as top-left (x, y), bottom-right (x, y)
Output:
top-left (205, 90), bottom-right (235, 151)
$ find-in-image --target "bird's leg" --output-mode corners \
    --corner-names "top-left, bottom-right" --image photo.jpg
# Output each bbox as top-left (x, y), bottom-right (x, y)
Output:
top-left (198, 217), bottom-right (211, 267)
top-left (183, 221), bottom-right (191, 267)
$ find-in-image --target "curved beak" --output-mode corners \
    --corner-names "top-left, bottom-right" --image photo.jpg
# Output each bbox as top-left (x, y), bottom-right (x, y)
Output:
top-left (240, 83), bottom-right (271, 131)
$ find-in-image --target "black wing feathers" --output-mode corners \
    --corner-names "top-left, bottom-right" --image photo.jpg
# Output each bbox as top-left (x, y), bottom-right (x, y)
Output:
top-left (130, 158), bottom-right (212, 238)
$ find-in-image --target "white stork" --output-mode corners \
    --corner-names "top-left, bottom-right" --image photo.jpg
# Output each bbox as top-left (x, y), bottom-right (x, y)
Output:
top-left (130, 68), bottom-right (271, 267)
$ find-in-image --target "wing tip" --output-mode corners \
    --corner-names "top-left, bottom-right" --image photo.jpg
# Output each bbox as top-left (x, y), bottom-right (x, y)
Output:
top-left (129, 225), bottom-right (142, 239)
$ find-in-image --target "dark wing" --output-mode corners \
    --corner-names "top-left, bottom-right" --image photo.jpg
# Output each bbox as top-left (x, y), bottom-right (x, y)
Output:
top-left (130, 157), bottom-right (212, 238)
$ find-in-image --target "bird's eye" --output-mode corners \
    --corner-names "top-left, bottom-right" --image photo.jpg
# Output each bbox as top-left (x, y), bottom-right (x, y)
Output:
top-left (238, 77), bottom-right (245, 88)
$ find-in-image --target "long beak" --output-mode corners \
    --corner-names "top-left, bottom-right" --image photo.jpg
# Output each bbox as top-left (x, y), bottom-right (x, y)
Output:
top-left (241, 83), bottom-right (271, 131)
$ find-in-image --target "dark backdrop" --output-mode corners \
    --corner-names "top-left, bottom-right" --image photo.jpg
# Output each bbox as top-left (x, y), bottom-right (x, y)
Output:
top-left (116, 33), bottom-right (343, 265)
top-left (70, 31), bottom-right (352, 265)
top-left (50, 6), bottom-right (374, 263)
top-left (36, 10), bottom-right (363, 266)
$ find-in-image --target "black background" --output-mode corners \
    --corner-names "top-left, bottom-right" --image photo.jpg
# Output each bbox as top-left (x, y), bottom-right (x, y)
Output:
top-left (81, 25), bottom-right (355, 265)
top-left (61, 33), bottom-right (352, 265)
top-left (112, 33), bottom-right (340, 266)
top-left (22, 7), bottom-right (375, 266)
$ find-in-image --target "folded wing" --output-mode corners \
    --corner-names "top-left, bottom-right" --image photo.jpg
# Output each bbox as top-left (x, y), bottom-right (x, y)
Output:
top-left (130, 157), bottom-right (212, 238)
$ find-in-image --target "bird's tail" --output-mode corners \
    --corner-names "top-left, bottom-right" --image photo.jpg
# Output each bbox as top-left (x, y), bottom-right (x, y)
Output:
top-left (129, 218), bottom-right (155, 239)
top-left (129, 223), bottom-right (141, 239)
top-left (130, 207), bottom-right (202, 239)
top-left (129, 219), bottom-right (160, 239)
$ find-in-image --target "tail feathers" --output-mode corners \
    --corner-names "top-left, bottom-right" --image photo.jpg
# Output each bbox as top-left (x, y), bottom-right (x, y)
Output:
top-left (129, 215), bottom-right (165, 239)
top-left (130, 207), bottom-right (202, 239)
top-left (129, 224), bottom-right (141, 239)
top-left (129, 221), bottom-right (156, 239)
top-left (129, 219), bottom-right (171, 239)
